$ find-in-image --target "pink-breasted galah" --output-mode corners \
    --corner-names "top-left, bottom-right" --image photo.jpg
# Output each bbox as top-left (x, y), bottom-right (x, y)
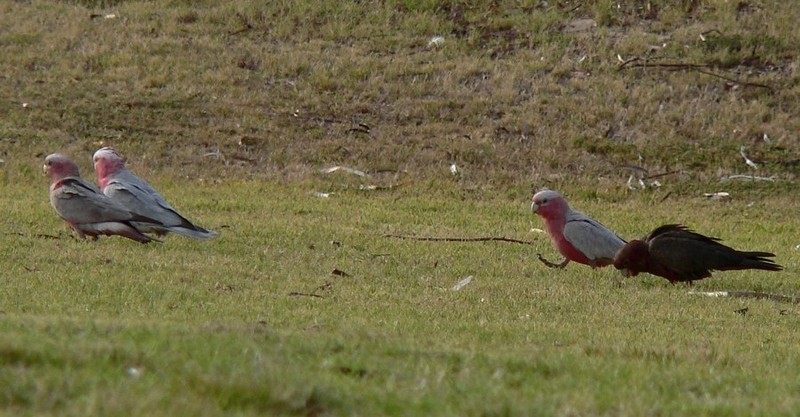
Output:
top-left (614, 224), bottom-right (782, 283)
top-left (44, 153), bottom-right (159, 243)
top-left (93, 147), bottom-right (217, 239)
top-left (531, 190), bottom-right (625, 269)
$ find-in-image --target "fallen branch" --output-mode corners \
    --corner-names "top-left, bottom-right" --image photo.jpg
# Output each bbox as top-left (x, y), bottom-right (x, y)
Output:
top-left (331, 268), bottom-right (351, 277)
top-left (618, 59), bottom-right (773, 91)
top-left (321, 166), bottom-right (369, 177)
top-left (228, 23), bottom-right (253, 36)
top-left (452, 275), bottom-right (474, 291)
top-left (739, 146), bottom-right (759, 169)
top-left (6, 232), bottom-right (61, 240)
top-left (358, 182), bottom-right (412, 191)
top-left (644, 170), bottom-right (680, 180)
top-left (537, 254), bottom-right (569, 269)
top-left (288, 292), bottom-right (324, 299)
top-left (384, 233), bottom-right (536, 245)
top-left (703, 191), bottom-right (731, 200)
top-left (689, 290), bottom-right (800, 304)
top-left (618, 59), bottom-right (709, 71)
top-left (720, 174), bottom-right (776, 182)
top-left (345, 127), bottom-right (370, 135)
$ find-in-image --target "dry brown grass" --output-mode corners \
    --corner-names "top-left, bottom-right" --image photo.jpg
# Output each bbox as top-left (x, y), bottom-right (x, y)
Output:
top-left (1, 0), bottom-right (797, 197)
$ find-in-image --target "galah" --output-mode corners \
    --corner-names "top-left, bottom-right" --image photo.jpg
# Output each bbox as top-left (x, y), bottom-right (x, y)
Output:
top-left (613, 224), bottom-right (782, 283)
top-left (93, 147), bottom-right (217, 239)
top-left (531, 190), bottom-right (625, 268)
top-left (44, 153), bottom-right (159, 243)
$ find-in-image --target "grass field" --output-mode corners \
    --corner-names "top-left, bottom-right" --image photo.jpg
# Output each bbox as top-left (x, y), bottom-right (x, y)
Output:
top-left (1, 1), bottom-right (800, 416)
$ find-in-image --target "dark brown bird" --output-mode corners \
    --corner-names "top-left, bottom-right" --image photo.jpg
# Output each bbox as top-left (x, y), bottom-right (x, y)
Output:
top-left (613, 224), bottom-right (782, 283)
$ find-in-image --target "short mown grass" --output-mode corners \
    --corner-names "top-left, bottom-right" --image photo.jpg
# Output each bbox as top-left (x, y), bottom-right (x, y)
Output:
top-left (2, 178), bottom-right (799, 415)
top-left (1, 0), bottom-right (800, 415)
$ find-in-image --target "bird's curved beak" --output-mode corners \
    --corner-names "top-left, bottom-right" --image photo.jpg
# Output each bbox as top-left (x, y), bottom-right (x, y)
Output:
top-left (531, 202), bottom-right (539, 213)
top-left (42, 164), bottom-right (48, 175)
top-left (618, 268), bottom-right (631, 278)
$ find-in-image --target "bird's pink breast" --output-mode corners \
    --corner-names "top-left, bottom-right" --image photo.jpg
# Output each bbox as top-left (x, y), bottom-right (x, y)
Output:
top-left (554, 235), bottom-right (592, 265)
top-left (544, 218), bottom-right (592, 265)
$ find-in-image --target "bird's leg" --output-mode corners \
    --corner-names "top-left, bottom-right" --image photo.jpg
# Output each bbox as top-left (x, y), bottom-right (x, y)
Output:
top-left (69, 224), bottom-right (86, 240)
top-left (537, 253), bottom-right (569, 269)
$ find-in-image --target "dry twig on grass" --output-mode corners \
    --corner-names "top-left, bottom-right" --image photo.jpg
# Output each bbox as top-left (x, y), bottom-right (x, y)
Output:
top-left (7, 232), bottom-right (62, 240)
top-left (618, 57), bottom-right (774, 92)
top-left (720, 174), bottom-right (776, 182)
top-left (384, 233), bottom-right (536, 245)
top-left (288, 292), bottom-right (324, 299)
top-left (536, 254), bottom-right (569, 269)
top-left (689, 290), bottom-right (800, 304)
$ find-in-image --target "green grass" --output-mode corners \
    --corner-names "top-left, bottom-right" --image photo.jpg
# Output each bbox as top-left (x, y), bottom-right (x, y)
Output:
top-left (3, 180), bottom-right (799, 415)
top-left (2, 0), bottom-right (800, 415)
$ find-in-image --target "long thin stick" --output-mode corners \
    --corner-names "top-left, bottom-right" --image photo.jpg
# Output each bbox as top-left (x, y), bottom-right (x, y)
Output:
top-left (619, 59), bottom-right (773, 91)
top-left (383, 233), bottom-right (536, 245)
top-left (288, 292), bottom-right (324, 299)
top-left (689, 290), bottom-right (800, 304)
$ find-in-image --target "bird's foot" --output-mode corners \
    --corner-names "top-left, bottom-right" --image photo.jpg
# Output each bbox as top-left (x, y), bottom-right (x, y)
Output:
top-left (537, 254), bottom-right (569, 269)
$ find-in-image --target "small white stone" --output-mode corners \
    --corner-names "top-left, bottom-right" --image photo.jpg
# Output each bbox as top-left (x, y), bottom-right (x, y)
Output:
top-left (428, 36), bottom-right (445, 47)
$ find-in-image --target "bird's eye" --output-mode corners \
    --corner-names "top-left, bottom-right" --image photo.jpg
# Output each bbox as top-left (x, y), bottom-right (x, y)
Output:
top-left (541, 198), bottom-right (548, 204)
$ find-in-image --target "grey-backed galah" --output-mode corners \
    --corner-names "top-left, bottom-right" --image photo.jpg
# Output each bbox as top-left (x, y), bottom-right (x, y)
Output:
top-left (93, 147), bottom-right (217, 239)
top-left (614, 224), bottom-right (782, 283)
top-left (44, 153), bottom-right (159, 243)
top-left (531, 190), bottom-right (626, 269)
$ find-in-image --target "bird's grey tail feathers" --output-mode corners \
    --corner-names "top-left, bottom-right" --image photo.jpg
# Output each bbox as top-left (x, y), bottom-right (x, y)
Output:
top-left (167, 226), bottom-right (218, 240)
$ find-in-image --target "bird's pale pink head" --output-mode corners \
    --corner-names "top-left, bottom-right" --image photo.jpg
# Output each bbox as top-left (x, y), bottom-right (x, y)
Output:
top-left (530, 190), bottom-right (569, 219)
top-left (93, 147), bottom-right (126, 187)
top-left (44, 153), bottom-right (80, 183)
top-left (613, 240), bottom-right (649, 277)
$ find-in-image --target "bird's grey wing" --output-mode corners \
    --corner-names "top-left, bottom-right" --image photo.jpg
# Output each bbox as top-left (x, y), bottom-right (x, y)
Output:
top-left (104, 179), bottom-right (183, 226)
top-left (107, 171), bottom-right (216, 238)
top-left (119, 171), bottom-right (179, 211)
top-left (563, 217), bottom-right (626, 261)
top-left (54, 178), bottom-right (134, 223)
